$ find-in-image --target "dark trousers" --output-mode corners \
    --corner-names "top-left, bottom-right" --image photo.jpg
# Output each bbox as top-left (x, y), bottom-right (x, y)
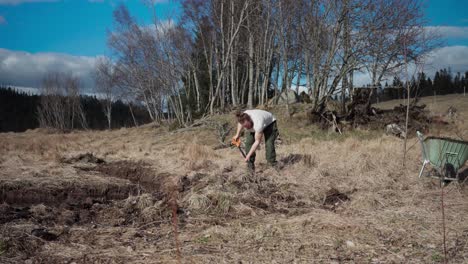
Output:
top-left (245, 121), bottom-right (278, 166)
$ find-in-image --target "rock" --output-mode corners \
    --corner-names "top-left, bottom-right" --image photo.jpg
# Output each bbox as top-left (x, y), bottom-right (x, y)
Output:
top-left (269, 89), bottom-right (299, 105)
top-left (385, 123), bottom-right (406, 138)
top-left (233, 203), bottom-right (254, 216)
top-left (299, 91), bottom-right (312, 103)
top-left (346, 240), bottom-right (355, 248)
top-left (427, 243), bottom-right (436, 249)
top-left (447, 106), bottom-right (457, 119)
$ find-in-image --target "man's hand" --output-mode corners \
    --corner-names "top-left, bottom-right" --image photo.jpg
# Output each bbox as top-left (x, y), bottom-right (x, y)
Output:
top-left (231, 136), bottom-right (241, 147)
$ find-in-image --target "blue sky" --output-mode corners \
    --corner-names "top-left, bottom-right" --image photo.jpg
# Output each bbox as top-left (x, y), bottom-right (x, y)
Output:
top-left (0, 0), bottom-right (468, 90)
top-left (0, 0), bottom-right (180, 56)
top-left (425, 0), bottom-right (468, 47)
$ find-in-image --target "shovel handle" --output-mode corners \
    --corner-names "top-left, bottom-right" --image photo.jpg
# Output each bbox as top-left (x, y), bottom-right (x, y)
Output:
top-left (238, 147), bottom-right (246, 158)
top-left (231, 138), bottom-right (246, 158)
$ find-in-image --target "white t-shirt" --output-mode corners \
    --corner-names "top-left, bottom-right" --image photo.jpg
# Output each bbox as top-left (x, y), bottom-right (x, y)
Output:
top-left (244, 109), bottom-right (276, 133)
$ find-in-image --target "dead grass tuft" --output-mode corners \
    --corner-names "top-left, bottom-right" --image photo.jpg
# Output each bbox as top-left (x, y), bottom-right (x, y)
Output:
top-left (207, 191), bottom-right (235, 214)
top-left (136, 193), bottom-right (154, 211)
top-left (185, 193), bottom-right (211, 212)
top-left (140, 202), bottom-right (164, 222)
top-left (29, 204), bottom-right (47, 218)
top-left (184, 143), bottom-right (219, 171)
top-left (124, 194), bottom-right (155, 213)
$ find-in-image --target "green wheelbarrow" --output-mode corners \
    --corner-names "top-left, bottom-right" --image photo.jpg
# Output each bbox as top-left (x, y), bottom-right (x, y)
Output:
top-left (417, 131), bottom-right (468, 184)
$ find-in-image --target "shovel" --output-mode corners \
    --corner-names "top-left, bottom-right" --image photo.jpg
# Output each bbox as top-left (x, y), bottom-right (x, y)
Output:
top-left (231, 138), bottom-right (246, 158)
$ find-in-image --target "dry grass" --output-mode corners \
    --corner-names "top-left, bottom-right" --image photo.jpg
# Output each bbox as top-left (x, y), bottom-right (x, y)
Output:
top-left (183, 143), bottom-right (219, 171)
top-left (0, 94), bottom-right (467, 263)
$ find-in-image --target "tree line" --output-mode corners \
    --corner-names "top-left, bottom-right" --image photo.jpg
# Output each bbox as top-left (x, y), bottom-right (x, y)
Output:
top-left (1, 66), bottom-right (463, 133)
top-left (374, 68), bottom-right (468, 102)
top-left (0, 86), bottom-right (151, 133)
top-left (96, 0), bottom-right (440, 127)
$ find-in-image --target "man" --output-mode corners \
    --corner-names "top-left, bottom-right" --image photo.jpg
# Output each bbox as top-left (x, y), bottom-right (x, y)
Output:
top-left (232, 109), bottom-right (278, 170)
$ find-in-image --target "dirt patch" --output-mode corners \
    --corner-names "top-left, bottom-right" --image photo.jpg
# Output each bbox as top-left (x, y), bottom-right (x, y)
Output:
top-left (60, 152), bottom-right (105, 164)
top-left (0, 180), bottom-right (138, 207)
top-left (279, 154), bottom-right (315, 168)
top-left (280, 154), bottom-right (304, 165)
top-left (0, 227), bottom-right (46, 260)
top-left (31, 228), bottom-right (59, 241)
top-left (96, 161), bottom-right (158, 190)
top-left (0, 204), bottom-right (31, 224)
top-left (322, 188), bottom-right (350, 211)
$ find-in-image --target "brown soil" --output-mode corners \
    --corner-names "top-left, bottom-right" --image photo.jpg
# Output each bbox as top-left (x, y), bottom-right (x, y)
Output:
top-left (0, 180), bottom-right (137, 207)
top-left (60, 152), bottom-right (105, 164)
top-left (0, 155), bottom-right (176, 263)
top-left (95, 160), bottom-right (163, 194)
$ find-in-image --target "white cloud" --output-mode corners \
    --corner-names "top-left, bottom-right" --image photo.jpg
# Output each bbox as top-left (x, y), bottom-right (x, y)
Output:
top-left (1, 45), bottom-right (466, 94)
top-left (0, 48), bottom-right (99, 91)
top-left (0, 15), bottom-right (6, 24)
top-left (353, 72), bottom-right (372, 87)
top-left (426, 26), bottom-right (468, 39)
top-left (424, 45), bottom-right (468, 74)
top-left (357, 45), bottom-right (468, 86)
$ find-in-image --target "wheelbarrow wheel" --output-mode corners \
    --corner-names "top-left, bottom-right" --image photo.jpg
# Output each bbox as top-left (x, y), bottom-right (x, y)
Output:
top-left (444, 163), bottom-right (457, 179)
top-left (440, 177), bottom-right (449, 187)
top-left (440, 163), bottom-right (456, 187)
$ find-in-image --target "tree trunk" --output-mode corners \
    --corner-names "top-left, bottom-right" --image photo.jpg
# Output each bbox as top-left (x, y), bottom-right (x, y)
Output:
top-left (247, 31), bottom-right (254, 108)
top-left (193, 71), bottom-right (201, 113)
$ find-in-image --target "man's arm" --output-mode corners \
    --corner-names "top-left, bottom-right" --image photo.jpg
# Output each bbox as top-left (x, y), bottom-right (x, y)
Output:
top-left (245, 131), bottom-right (263, 161)
top-left (233, 123), bottom-right (243, 140)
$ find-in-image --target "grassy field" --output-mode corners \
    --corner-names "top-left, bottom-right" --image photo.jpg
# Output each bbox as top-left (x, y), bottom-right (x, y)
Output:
top-left (0, 94), bottom-right (467, 263)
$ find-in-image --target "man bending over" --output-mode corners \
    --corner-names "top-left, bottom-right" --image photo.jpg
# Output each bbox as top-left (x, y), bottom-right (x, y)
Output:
top-left (233, 109), bottom-right (278, 171)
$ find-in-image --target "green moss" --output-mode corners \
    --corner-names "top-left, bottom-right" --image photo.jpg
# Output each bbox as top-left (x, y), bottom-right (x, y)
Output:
top-left (431, 252), bottom-right (443, 262)
top-left (195, 235), bottom-right (210, 244)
